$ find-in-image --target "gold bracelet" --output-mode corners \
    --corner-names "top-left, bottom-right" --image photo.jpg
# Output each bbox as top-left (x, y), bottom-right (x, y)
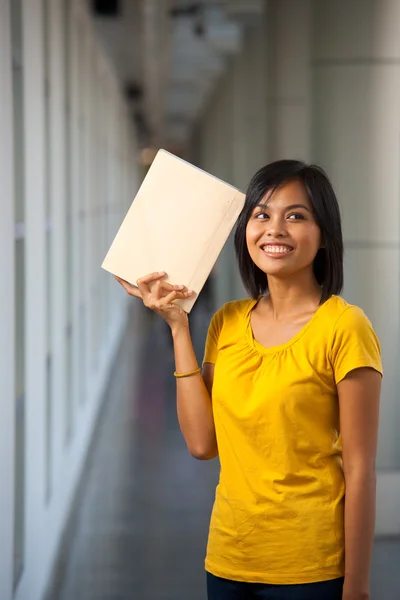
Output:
top-left (174, 367), bottom-right (201, 379)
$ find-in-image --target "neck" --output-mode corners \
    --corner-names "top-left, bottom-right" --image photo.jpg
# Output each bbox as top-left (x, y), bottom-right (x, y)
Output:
top-left (265, 270), bottom-right (322, 319)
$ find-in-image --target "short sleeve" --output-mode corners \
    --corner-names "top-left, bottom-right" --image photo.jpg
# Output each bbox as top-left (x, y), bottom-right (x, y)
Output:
top-left (329, 306), bottom-right (383, 384)
top-left (202, 306), bottom-right (225, 365)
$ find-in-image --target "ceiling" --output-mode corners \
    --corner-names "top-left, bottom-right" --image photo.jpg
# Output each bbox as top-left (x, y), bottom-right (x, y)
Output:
top-left (92, 0), bottom-right (266, 152)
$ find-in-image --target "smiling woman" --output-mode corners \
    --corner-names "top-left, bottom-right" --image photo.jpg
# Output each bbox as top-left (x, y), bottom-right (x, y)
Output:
top-left (246, 180), bottom-right (321, 277)
top-left (200, 160), bottom-right (381, 600)
top-left (235, 160), bottom-right (343, 304)
top-left (115, 159), bottom-right (383, 600)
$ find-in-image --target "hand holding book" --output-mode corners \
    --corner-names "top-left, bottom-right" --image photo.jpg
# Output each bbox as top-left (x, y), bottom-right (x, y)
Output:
top-left (102, 149), bottom-right (245, 312)
top-left (114, 271), bottom-right (194, 329)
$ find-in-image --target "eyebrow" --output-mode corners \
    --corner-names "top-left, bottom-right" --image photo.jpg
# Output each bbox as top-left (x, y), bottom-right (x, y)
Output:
top-left (255, 203), bottom-right (312, 213)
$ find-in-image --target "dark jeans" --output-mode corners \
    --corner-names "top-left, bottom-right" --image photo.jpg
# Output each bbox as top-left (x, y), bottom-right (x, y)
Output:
top-left (206, 572), bottom-right (344, 600)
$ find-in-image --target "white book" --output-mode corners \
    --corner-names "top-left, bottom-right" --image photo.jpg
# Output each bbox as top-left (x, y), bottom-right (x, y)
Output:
top-left (101, 149), bottom-right (246, 312)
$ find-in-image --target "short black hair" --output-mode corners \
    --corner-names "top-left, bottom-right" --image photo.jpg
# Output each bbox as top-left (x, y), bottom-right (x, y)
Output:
top-left (234, 159), bottom-right (343, 304)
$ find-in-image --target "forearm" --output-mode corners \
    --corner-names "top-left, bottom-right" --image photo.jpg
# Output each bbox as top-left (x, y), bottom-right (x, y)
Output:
top-left (343, 468), bottom-right (376, 593)
top-left (171, 323), bottom-right (217, 460)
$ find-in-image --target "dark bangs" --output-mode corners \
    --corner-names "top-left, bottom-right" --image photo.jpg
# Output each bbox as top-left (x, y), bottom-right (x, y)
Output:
top-left (234, 159), bottom-right (344, 303)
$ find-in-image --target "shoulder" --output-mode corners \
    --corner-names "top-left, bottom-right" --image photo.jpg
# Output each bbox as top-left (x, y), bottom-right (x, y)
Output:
top-left (219, 297), bottom-right (255, 319)
top-left (204, 298), bottom-right (255, 363)
top-left (324, 296), bottom-right (382, 381)
top-left (207, 298), bottom-right (255, 337)
top-left (323, 295), bottom-right (375, 333)
top-left (324, 296), bottom-right (381, 359)
top-left (211, 298), bottom-right (255, 325)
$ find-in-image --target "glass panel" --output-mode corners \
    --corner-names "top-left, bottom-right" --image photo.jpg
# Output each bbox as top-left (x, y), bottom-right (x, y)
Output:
top-left (79, 304), bottom-right (86, 404)
top-left (45, 231), bottom-right (52, 501)
top-left (64, 0), bottom-right (73, 443)
top-left (11, 0), bottom-right (25, 586)
top-left (10, 0), bottom-right (23, 67)
top-left (12, 70), bottom-right (24, 224)
top-left (78, 25), bottom-right (86, 405)
top-left (43, 0), bottom-right (52, 500)
top-left (45, 354), bottom-right (52, 501)
top-left (14, 239), bottom-right (25, 409)
top-left (14, 241), bottom-right (25, 587)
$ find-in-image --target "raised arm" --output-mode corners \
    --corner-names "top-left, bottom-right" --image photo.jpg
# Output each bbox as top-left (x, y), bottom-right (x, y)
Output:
top-left (115, 272), bottom-right (218, 460)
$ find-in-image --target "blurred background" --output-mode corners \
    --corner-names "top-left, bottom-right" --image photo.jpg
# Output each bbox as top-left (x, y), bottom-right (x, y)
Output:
top-left (1, 0), bottom-right (400, 599)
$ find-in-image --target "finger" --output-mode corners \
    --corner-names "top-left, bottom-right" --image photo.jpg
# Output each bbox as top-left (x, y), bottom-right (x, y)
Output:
top-left (156, 282), bottom-right (188, 299)
top-left (162, 289), bottom-right (194, 305)
top-left (114, 274), bottom-right (128, 284)
top-left (160, 282), bottom-right (185, 292)
top-left (152, 279), bottom-right (162, 300)
top-left (114, 275), bottom-right (142, 299)
top-left (149, 280), bottom-right (170, 305)
top-left (136, 271), bottom-right (166, 288)
top-left (136, 272), bottom-right (167, 298)
top-left (141, 279), bottom-right (187, 302)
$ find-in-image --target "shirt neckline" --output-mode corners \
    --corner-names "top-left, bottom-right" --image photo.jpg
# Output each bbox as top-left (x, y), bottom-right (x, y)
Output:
top-left (245, 295), bottom-right (334, 356)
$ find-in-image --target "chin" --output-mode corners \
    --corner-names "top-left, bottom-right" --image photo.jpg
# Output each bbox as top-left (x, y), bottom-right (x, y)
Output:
top-left (255, 263), bottom-right (290, 277)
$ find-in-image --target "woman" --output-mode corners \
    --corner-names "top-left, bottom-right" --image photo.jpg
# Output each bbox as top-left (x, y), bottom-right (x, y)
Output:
top-left (115, 160), bottom-right (382, 600)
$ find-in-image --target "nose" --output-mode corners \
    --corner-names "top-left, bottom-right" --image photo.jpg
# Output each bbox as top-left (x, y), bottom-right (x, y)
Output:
top-left (266, 215), bottom-right (286, 237)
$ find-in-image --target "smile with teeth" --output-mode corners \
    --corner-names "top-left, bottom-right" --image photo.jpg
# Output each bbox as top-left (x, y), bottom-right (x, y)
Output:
top-left (261, 244), bottom-right (294, 255)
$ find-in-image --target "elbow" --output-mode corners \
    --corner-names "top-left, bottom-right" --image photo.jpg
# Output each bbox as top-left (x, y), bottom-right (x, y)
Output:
top-left (189, 444), bottom-right (218, 461)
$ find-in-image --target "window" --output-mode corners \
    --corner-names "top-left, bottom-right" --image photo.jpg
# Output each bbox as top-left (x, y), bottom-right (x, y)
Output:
top-left (11, 0), bottom-right (25, 586)
top-left (64, 0), bottom-right (74, 443)
top-left (43, 0), bottom-right (53, 503)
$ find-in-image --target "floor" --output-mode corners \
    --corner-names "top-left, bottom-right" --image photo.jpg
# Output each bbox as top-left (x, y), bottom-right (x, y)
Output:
top-left (48, 300), bottom-right (400, 600)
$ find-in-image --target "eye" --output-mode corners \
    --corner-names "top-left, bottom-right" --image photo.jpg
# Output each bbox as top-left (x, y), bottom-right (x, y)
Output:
top-left (287, 213), bottom-right (305, 221)
top-left (255, 211), bottom-right (269, 220)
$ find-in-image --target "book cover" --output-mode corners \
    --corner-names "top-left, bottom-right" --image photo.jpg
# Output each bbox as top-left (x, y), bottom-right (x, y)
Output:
top-left (102, 149), bottom-right (245, 312)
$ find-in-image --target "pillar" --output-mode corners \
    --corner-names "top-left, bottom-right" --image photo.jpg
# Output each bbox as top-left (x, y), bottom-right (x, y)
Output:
top-left (266, 0), bottom-right (311, 162)
top-left (312, 0), bottom-right (400, 533)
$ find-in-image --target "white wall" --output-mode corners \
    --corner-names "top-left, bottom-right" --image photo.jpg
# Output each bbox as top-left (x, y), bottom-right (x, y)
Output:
top-left (0, 1), bottom-right (141, 599)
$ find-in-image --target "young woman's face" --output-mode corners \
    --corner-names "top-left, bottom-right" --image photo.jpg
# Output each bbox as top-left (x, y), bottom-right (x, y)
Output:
top-left (245, 179), bottom-right (322, 280)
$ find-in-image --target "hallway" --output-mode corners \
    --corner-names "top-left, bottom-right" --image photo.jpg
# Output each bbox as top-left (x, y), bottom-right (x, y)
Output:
top-left (48, 304), bottom-right (400, 600)
top-left (48, 302), bottom-right (219, 600)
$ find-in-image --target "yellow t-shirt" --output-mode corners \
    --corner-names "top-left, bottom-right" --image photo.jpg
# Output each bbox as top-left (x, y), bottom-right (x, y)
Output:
top-left (202, 295), bottom-right (382, 584)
